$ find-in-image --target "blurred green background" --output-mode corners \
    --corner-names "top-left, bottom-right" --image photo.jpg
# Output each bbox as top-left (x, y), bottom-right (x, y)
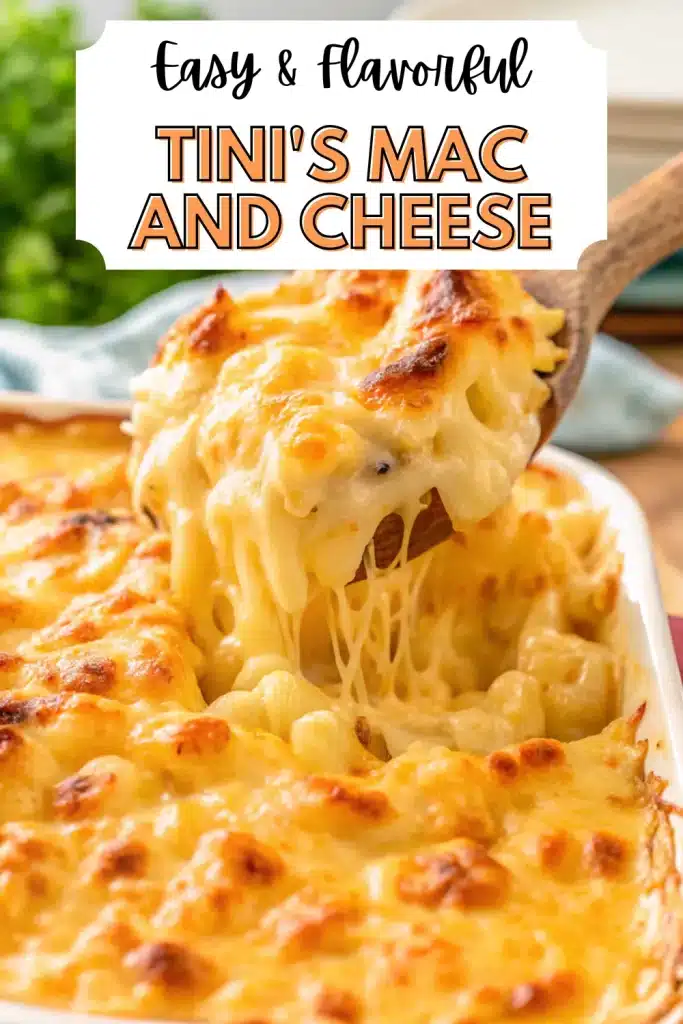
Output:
top-left (0, 0), bottom-right (211, 326)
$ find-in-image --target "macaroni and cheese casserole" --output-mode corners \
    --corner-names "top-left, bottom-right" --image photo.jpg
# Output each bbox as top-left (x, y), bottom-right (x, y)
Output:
top-left (0, 269), bottom-right (679, 1024)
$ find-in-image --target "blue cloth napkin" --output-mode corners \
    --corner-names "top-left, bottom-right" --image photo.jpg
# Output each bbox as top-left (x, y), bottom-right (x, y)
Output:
top-left (0, 271), bottom-right (681, 454)
top-left (552, 334), bottom-right (683, 453)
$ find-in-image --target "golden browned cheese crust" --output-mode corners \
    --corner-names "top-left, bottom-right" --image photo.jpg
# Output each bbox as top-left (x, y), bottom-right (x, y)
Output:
top-left (0, 420), bottom-right (678, 1022)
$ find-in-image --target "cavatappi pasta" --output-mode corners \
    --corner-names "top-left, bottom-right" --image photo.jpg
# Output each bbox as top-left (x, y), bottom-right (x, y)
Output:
top-left (0, 419), bottom-right (679, 1021)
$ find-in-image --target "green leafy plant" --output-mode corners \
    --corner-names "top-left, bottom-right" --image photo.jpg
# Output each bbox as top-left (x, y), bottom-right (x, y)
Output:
top-left (136, 0), bottom-right (207, 18)
top-left (0, 0), bottom-right (209, 327)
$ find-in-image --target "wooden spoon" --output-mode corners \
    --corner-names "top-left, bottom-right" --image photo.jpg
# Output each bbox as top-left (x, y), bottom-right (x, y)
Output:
top-left (359, 152), bottom-right (683, 580)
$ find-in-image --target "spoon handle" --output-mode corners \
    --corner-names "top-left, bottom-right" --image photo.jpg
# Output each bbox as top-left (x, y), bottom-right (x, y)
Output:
top-left (581, 151), bottom-right (683, 332)
top-left (528, 150), bottom-right (683, 451)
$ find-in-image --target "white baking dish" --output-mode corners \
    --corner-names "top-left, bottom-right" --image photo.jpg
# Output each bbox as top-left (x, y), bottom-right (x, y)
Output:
top-left (0, 393), bottom-right (680, 1024)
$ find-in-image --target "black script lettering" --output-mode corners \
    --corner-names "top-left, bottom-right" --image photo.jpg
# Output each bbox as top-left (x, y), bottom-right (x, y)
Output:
top-left (151, 41), bottom-right (261, 99)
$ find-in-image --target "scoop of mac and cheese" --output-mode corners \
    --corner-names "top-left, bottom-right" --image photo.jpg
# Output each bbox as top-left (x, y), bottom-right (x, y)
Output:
top-left (130, 270), bottom-right (565, 707)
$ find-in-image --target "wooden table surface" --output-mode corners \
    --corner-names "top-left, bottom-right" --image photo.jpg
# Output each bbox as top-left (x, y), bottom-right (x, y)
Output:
top-left (592, 338), bottom-right (683, 615)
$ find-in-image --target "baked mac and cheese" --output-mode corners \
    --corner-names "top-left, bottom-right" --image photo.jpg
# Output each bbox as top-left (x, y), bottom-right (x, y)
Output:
top-left (0, 267), bottom-right (677, 1023)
